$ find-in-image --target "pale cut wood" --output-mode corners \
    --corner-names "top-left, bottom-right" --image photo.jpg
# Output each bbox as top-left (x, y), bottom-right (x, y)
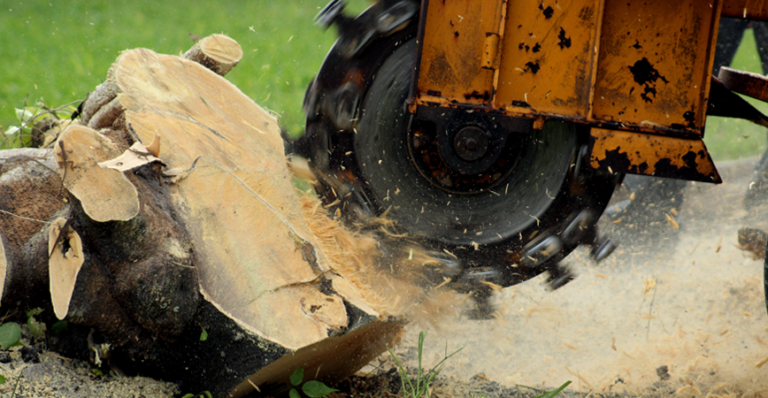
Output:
top-left (230, 318), bottom-right (407, 397)
top-left (81, 34), bottom-right (241, 128)
top-left (55, 124), bottom-right (139, 222)
top-left (48, 217), bottom-right (84, 320)
top-left (183, 34), bottom-right (243, 76)
top-left (0, 36), bottom-right (423, 398)
top-left (175, 157), bottom-right (346, 348)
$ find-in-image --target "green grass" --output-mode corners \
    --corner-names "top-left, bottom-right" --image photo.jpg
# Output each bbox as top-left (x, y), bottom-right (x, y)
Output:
top-left (1, 2), bottom-right (766, 161)
top-left (705, 28), bottom-right (768, 161)
top-left (0, 0), bottom-right (369, 139)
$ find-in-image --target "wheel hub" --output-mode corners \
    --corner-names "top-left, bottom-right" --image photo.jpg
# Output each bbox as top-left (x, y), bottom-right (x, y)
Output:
top-left (454, 126), bottom-right (489, 162)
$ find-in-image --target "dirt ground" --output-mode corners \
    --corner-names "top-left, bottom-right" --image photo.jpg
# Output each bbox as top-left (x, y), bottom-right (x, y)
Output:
top-left (2, 155), bottom-right (768, 398)
top-left (373, 155), bottom-right (768, 398)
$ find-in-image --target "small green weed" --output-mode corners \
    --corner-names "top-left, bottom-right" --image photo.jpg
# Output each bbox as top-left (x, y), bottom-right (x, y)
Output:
top-left (532, 381), bottom-right (571, 398)
top-left (51, 320), bottom-right (68, 334)
top-left (1, 100), bottom-right (77, 149)
top-left (388, 331), bottom-right (462, 398)
top-left (181, 391), bottom-right (212, 398)
top-left (26, 308), bottom-right (46, 339)
top-left (288, 367), bottom-right (338, 398)
top-left (0, 322), bottom-right (22, 350)
top-left (0, 312), bottom-right (22, 391)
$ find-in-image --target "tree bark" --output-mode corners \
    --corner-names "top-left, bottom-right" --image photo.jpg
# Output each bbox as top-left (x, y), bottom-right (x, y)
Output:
top-left (0, 35), bottom-right (409, 398)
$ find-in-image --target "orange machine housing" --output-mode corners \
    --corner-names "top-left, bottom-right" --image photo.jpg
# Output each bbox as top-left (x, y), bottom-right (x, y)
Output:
top-left (408, 0), bottom-right (755, 183)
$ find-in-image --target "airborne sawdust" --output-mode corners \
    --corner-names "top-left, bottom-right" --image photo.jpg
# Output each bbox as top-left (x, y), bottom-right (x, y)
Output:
top-left (306, 156), bottom-right (768, 398)
top-left (298, 193), bottom-right (463, 327)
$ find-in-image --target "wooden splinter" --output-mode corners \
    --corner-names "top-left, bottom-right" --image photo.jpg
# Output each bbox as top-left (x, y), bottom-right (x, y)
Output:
top-left (48, 217), bottom-right (85, 320)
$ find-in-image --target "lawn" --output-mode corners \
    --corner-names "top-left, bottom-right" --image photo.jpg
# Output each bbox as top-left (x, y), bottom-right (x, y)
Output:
top-left (0, 0), bottom-right (369, 141)
top-left (0, 2), bottom-right (765, 161)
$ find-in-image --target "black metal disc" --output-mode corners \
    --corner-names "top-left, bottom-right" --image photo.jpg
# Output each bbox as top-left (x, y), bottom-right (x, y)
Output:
top-left (354, 40), bottom-right (577, 247)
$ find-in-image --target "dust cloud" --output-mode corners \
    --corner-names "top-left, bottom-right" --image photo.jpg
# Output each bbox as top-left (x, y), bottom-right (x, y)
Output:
top-left (394, 156), bottom-right (768, 397)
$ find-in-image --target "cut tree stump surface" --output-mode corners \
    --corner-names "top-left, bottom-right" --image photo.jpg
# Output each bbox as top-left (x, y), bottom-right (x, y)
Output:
top-left (0, 35), bottom-right (423, 398)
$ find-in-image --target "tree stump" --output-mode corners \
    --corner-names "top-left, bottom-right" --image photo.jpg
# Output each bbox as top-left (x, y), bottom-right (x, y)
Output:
top-left (0, 34), bottom-right (435, 397)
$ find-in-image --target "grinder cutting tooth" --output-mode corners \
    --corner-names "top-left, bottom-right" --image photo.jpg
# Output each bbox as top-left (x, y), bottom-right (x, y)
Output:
top-left (521, 236), bottom-right (563, 269)
top-left (592, 237), bottom-right (619, 263)
top-left (561, 210), bottom-right (597, 245)
top-left (546, 263), bottom-right (576, 290)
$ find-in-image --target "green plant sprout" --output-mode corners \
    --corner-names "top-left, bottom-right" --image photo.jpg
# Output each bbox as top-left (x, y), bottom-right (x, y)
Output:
top-left (532, 381), bottom-right (571, 398)
top-left (388, 330), bottom-right (462, 398)
top-left (0, 312), bottom-right (22, 393)
top-left (181, 391), bottom-right (212, 398)
top-left (288, 367), bottom-right (338, 398)
top-left (1, 99), bottom-right (78, 149)
top-left (0, 322), bottom-right (22, 350)
top-left (25, 308), bottom-right (46, 339)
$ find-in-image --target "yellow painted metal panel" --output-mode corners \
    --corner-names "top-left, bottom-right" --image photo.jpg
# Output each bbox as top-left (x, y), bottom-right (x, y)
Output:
top-left (722, 0), bottom-right (768, 20)
top-left (589, 128), bottom-right (721, 183)
top-left (591, 0), bottom-right (720, 133)
top-left (416, 0), bottom-right (505, 105)
top-left (495, 0), bottom-right (603, 117)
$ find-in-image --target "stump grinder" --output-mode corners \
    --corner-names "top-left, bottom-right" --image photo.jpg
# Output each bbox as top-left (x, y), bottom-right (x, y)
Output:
top-left (296, 0), bottom-right (768, 300)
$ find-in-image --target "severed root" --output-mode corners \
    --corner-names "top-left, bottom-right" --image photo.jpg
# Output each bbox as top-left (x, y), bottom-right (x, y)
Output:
top-left (80, 80), bottom-right (118, 128)
top-left (183, 34), bottom-right (243, 76)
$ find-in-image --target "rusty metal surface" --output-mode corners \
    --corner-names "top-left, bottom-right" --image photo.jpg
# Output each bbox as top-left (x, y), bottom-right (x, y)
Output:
top-left (722, 0), bottom-right (768, 21)
top-left (415, 0), bottom-right (721, 135)
top-left (589, 128), bottom-right (722, 183)
top-left (411, 0), bottom-right (726, 183)
top-left (495, 0), bottom-right (603, 117)
top-left (718, 66), bottom-right (768, 101)
top-left (591, 0), bottom-right (720, 133)
top-left (416, 0), bottom-right (505, 105)
top-left (709, 75), bottom-right (768, 127)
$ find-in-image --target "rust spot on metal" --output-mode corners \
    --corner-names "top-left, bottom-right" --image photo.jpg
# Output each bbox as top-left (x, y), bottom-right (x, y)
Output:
top-left (464, 91), bottom-right (490, 101)
top-left (578, 6), bottom-right (593, 21)
top-left (557, 28), bottom-right (571, 49)
top-left (628, 58), bottom-right (668, 86)
top-left (683, 111), bottom-right (695, 127)
top-left (525, 61), bottom-right (540, 74)
top-left (641, 86), bottom-right (657, 103)
top-left (653, 151), bottom-right (707, 181)
top-left (589, 128), bottom-right (721, 183)
top-left (596, 147), bottom-right (631, 172)
top-left (628, 57), bottom-right (668, 103)
top-left (542, 6), bottom-right (554, 19)
top-left (512, 100), bottom-right (530, 108)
